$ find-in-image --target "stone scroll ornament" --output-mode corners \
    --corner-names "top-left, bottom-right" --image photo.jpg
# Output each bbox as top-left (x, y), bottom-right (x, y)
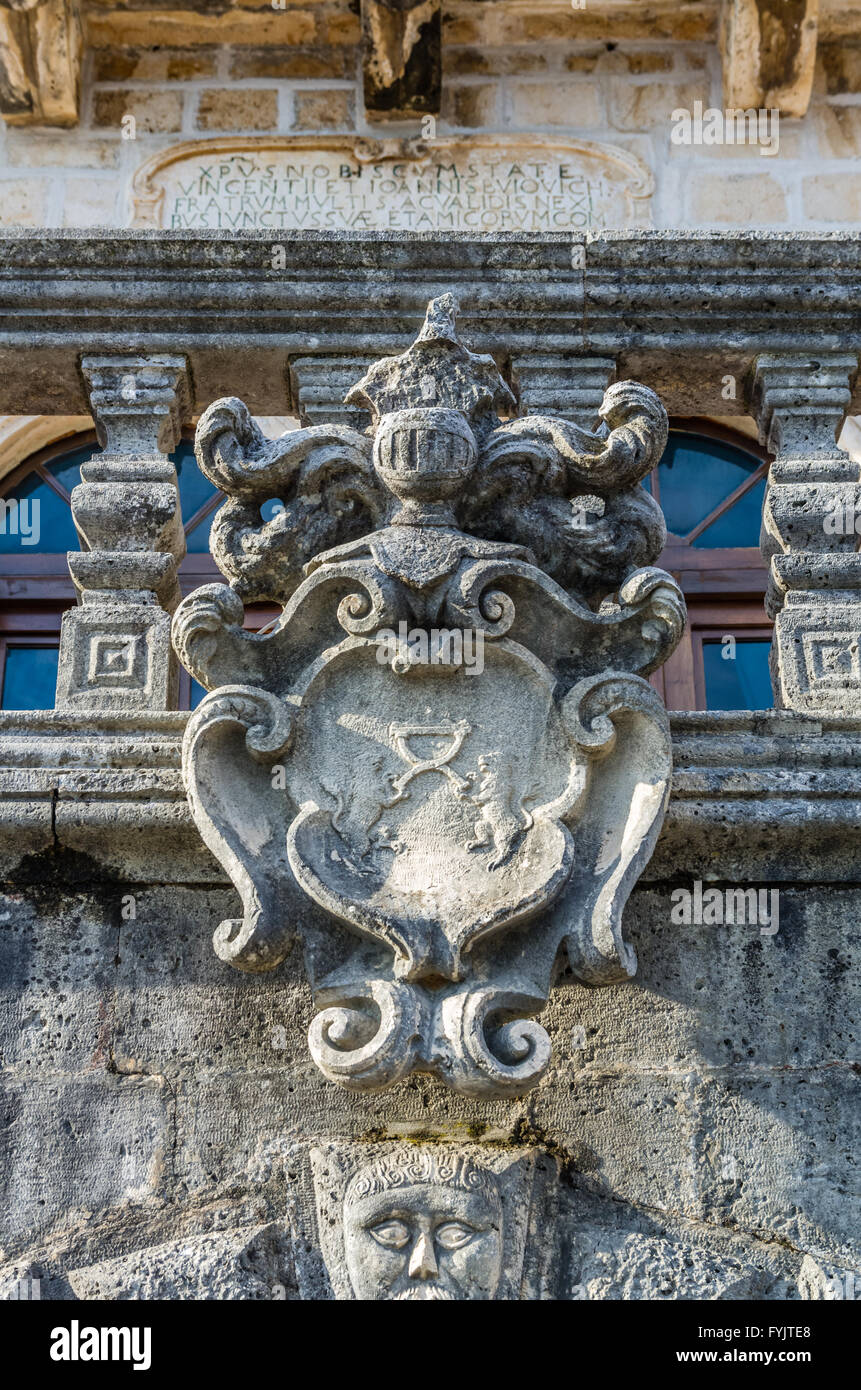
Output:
top-left (173, 296), bottom-right (685, 1097)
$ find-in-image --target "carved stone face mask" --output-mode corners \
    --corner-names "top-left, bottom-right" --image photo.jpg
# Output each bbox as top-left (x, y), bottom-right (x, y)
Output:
top-left (344, 1182), bottom-right (503, 1300)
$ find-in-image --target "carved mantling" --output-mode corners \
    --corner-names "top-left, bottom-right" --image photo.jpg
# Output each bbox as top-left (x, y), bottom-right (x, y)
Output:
top-left (173, 297), bottom-right (685, 1097)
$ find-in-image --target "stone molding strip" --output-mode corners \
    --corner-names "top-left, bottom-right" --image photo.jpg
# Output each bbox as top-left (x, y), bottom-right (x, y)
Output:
top-left (0, 710), bottom-right (858, 884)
top-left (2, 231), bottom-right (861, 418)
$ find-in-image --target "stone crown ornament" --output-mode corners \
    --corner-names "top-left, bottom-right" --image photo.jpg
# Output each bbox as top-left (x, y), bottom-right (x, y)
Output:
top-left (172, 296), bottom-right (685, 1097)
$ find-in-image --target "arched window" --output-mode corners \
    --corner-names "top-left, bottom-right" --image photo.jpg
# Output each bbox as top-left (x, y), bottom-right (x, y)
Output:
top-left (0, 433), bottom-right (275, 711)
top-left (0, 423), bottom-right (773, 712)
top-left (647, 421), bottom-right (772, 712)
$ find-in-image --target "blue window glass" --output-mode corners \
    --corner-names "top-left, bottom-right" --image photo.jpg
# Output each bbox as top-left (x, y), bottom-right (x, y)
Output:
top-left (658, 432), bottom-right (763, 545)
top-left (175, 439), bottom-right (219, 521)
top-left (46, 443), bottom-right (91, 496)
top-left (190, 678), bottom-right (207, 709)
top-left (0, 472), bottom-right (80, 553)
top-left (1, 646), bottom-right (59, 709)
top-left (185, 508), bottom-right (217, 554)
top-left (1, 440), bottom-right (222, 556)
top-left (703, 639), bottom-right (772, 711)
top-left (691, 477), bottom-right (766, 549)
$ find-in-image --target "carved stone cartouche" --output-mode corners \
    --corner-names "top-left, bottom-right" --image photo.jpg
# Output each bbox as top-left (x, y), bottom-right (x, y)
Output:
top-left (172, 295), bottom-right (685, 1097)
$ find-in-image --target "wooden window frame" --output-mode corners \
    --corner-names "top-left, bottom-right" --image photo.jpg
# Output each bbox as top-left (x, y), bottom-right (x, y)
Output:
top-left (647, 420), bottom-right (772, 710)
top-left (0, 633), bottom-right (61, 710)
top-left (654, 418), bottom-right (769, 603)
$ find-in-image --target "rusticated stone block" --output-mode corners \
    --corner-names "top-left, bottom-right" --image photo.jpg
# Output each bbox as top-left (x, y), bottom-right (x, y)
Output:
top-left (92, 89), bottom-right (183, 134)
top-left (62, 175), bottom-right (118, 229)
top-left (196, 88), bottom-right (279, 132)
top-left (447, 46), bottom-right (550, 76)
top-left (803, 172), bottom-right (861, 222)
top-left (320, 7), bottom-right (361, 46)
top-left (0, 177), bottom-right (49, 226)
top-left (229, 45), bottom-right (353, 80)
top-left (689, 172), bottom-right (789, 224)
top-left (815, 107), bottom-right (861, 160)
top-left (291, 87), bottom-right (354, 130)
top-left (819, 40), bottom-right (861, 95)
top-left (609, 77), bottom-right (705, 131)
top-left (510, 80), bottom-right (603, 127)
top-left (85, 9), bottom-right (317, 48)
top-left (442, 82), bottom-right (500, 128)
top-left (91, 46), bottom-right (218, 82)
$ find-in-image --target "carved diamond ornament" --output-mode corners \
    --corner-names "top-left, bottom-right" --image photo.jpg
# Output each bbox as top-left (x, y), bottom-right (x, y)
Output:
top-left (173, 297), bottom-right (685, 1096)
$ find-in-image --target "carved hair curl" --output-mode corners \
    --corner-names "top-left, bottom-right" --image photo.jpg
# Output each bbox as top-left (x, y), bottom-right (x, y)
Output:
top-left (345, 1150), bottom-right (501, 1205)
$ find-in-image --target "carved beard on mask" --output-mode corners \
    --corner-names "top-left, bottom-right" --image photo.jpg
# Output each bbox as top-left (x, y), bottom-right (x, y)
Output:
top-left (393, 1285), bottom-right (457, 1300)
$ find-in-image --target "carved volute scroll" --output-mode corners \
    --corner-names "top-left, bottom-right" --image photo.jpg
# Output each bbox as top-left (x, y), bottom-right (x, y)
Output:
top-left (173, 296), bottom-right (685, 1096)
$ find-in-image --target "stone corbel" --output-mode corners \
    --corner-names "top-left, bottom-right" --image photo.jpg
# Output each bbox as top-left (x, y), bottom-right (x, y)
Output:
top-left (512, 355), bottom-right (617, 432)
top-left (750, 350), bottom-right (861, 715)
top-left (720, 0), bottom-right (819, 120)
top-left (0, 0), bottom-right (81, 127)
top-left (288, 356), bottom-right (372, 430)
top-left (361, 0), bottom-right (441, 120)
top-left (56, 354), bottom-right (191, 710)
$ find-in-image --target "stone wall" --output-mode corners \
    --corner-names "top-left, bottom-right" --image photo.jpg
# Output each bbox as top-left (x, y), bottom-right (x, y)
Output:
top-left (0, 703), bottom-right (857, 1299)
top-left (3, 16), bottom-right (861, 229)
top-left (0, 787), bottom-right (856, 1299)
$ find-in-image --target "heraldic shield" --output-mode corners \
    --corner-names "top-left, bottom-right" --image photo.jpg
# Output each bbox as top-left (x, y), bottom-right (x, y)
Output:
top-left (173, 295), bottom-right (685, 1097)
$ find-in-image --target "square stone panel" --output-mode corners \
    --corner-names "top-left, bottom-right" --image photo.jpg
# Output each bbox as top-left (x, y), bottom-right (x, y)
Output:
top-left (57, 604), bottom-right (174, 709)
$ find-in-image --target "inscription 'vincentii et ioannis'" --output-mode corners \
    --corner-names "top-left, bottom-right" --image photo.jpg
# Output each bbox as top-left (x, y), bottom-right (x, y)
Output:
top-left (172, 296), bottom-right (684, 1097)
top-left (130, 136), bottom-right (654, 231)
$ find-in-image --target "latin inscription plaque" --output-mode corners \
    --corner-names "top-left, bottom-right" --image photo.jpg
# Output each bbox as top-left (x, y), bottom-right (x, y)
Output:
top-left (131, 136), bottom-right (653, 232)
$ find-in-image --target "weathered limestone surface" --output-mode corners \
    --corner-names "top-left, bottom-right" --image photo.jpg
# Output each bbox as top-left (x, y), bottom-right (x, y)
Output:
top-left (0, 0), bottom-right (81, 127)
top-left (720, 0), bottom-right (819, 119)
top-left (361, 0), bottom-right (441, 119)
top-left (0, 231), bottom-right (858, 1298)
top-left (4, 232), bottom-right (861, 420)
top-left (751, 352), bottom-right (861, 714)
top-left (0, 777), bottom-right (856, 1297)
top-left (1, 471), bottom-right (858, 1294)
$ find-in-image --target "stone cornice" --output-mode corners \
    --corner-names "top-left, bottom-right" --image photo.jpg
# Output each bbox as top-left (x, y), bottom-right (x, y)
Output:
top-left (2, 231), bottom-right (861, 417)
top-left (1, 710), bottom-right (859, 884)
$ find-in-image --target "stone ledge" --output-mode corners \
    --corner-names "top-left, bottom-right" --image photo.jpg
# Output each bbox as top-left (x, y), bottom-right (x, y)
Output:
top-left (0, 708), bottom-right (859, 882)
top-left (2, 231), bottom-right (861, 417)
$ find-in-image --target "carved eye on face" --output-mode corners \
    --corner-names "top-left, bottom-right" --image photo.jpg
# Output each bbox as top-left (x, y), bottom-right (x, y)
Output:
top-left (435, 1221), bottom-right (476, 1251)
top-left (368, 1219), bottom-right (410, 1250)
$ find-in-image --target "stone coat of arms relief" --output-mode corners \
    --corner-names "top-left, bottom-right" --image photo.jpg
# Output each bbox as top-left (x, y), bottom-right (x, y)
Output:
top-left (172, 296), bottom-right (685, 1097)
